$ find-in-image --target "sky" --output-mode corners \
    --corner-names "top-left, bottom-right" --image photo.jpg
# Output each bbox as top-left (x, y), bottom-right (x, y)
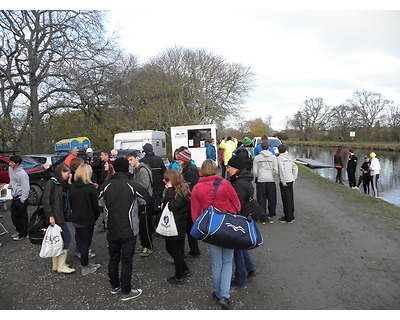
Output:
top-left (10, 1), bottom-right (400, 131)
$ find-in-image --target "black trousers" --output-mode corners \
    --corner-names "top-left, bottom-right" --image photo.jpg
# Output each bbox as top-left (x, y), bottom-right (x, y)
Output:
top-left (186, 214), bottom-right (200, 256)
top-left (74, 226), bottom-right (94, 266)
top-left (165, 237), bottom-right (189, 279)
top-left (139, 205), bottom-right (153, 249)
top-left (347, 169), bottom-right (356, 187)
top-left (107, 233), bottom-right (137, 294)
top-left (256, 181), bottom-right (277, 218)
top-left (279, 182), bottom-right (295, 222)
top-left (11, 198), bottom-right (29, 237)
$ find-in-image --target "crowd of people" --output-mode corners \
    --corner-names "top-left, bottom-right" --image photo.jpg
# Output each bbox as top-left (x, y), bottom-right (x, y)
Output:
top-left (3, 135), bottom-right (300, 309)
top-left (334, 147), bottom-right (382, 197)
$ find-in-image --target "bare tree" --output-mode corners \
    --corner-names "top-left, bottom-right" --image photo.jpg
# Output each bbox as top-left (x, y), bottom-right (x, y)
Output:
top-left (329, 104), bottom-right (360, 132)
top-left (0, 10), bottom-right (113, 152)
top-left (348, 90), bottom-right (391, 128)
top-left (138, 46), bottom-right (255, 127)
top-left (289, 98), bottom-right (330, 140)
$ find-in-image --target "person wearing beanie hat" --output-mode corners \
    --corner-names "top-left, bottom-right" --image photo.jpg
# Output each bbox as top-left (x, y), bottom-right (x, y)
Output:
top-left (177, 148), bottom-right (201, 258)
top-left (142, 143), bottom-right (153, 154)
top-left (369, 152), bottom-right (381, 198)
top-left (98, 157), bottom-right (152, 301)
top-left (113, 157), bottom-right (129, 173)
top-left (227, 154), bottom-right (245, 171)
top-left (226, 155), bottom-right (258, 290)
top-left (242, 137), bottom-right (252, 147)
top-left (140, 142), bottom-right (166, 216)
top-left (176, 150), bottom-right (192, 162)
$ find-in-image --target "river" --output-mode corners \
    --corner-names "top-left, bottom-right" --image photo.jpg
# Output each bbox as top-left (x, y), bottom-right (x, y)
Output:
top-left (288, 146), bottom-right (400, 207)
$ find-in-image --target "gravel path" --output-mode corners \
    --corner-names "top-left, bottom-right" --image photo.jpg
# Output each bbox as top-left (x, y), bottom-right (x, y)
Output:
top-left (0, 174), bottom-right (399, 310)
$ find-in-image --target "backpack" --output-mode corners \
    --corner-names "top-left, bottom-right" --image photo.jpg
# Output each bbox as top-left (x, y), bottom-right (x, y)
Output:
top-left (27, 207), bottom-right (49, 245)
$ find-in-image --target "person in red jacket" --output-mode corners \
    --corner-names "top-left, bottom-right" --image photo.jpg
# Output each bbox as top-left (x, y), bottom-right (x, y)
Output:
top-left (191, 159), bottom-right (241, 310)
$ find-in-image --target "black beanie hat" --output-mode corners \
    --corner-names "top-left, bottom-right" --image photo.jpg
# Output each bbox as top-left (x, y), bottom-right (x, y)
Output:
top-left (228, 155), bottom-right (245, 170)
top-left (113, 157), bottom-right (129, 173)
top-left (143, 143), bottom-right (153, 154)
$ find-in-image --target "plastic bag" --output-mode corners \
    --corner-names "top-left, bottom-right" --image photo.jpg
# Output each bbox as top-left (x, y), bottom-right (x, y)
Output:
top-left (39, 224), bottom-right (64, 258)
top-left (156, 203), bottom-right (178, 237)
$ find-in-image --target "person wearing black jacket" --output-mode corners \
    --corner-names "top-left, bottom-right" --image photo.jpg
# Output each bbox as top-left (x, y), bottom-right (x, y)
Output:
top-left (69, 164), bottom-right (102, 276)
top-left (161, 169), bottom-right (191, 284)
top-left (98, 157), bottom-right (152, 302)
top-left (177, 149), bottom-right (201, 258)
top-left (227, 155), bottom-right (257, 289)
top-left (140, 143), bottom-right (166, 213)
top-left (347, 148), bottom-right (358, 189)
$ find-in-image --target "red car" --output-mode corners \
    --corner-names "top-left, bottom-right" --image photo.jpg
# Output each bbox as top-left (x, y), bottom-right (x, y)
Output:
top-left (0, 156), bottom-right (46, 183)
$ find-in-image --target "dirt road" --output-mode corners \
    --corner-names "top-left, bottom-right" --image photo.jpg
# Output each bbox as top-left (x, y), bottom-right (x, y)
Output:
top-left (0, 172), bottom-right (399, 310)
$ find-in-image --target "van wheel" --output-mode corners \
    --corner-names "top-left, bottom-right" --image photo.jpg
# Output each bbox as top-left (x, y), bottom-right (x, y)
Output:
top-left (29, 185), bottom-right (43, 206)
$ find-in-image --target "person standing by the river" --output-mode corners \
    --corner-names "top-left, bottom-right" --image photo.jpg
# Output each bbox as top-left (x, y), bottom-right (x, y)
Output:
top-left (370, 152), bottom-right (381, 198)
top-left (334, 147), bottom-right (345, 184)
top-left (347, 149), bottom-right (358, 189)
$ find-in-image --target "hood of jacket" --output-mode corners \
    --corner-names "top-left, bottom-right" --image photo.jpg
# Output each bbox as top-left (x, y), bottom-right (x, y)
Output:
top-left (260, 149), bottom-right (274, 158)
top-left (73, 179), bottom-right (93, 188)
top-left (229, 168), bottom-right (253, 184)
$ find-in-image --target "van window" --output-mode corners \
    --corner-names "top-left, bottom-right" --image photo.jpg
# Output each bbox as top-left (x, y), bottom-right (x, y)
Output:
top-left (188, 129), bottom-right (212, 148)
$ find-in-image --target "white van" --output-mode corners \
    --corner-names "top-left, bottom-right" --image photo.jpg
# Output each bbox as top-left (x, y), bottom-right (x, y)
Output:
top-left (113, 130), bottom-right (169, 167)
top-left (252, 136), bottom-right (282, 154)
top-left (171, 124), bottom-right (217, 167)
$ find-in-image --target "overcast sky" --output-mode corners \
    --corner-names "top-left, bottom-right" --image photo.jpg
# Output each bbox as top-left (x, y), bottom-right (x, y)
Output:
top-left (12, 1), bottom-right (400, 131)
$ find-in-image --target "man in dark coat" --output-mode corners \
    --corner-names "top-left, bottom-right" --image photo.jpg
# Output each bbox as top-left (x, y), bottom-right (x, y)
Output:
top-left (98, 157), bottom-right (152, 302)
top-left (226, 155), bottom-right (257, 288)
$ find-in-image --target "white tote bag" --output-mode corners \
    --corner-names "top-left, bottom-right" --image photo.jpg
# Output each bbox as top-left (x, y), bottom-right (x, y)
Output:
top-left (39, 224), bottom-right (64, 258)
top-left (156, 203), bottom-right (178, 237)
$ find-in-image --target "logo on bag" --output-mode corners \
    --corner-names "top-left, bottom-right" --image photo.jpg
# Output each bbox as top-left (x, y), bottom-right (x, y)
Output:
top-left (162, 216), bottom-right (171, 228)
top-left (44, 234), bottom-right (61, 244)
top-left (225, 223), bottom-right (246, 234)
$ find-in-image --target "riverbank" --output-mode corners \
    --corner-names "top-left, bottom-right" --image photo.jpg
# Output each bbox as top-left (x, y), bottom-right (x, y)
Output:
top-left (297, 164), bottom-right (400, 228)
top-left (285, 140), bottom-right (400, 152)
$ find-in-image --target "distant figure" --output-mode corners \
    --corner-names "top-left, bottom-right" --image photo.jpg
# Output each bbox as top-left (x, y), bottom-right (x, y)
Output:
top-left (370, 152), bottom-right (381, 198)
top-left (64, 146), bottom-right (78, 168)
top-left (254, 134), bottom-right (275, 156)
top-left (8, 155), bottom-right (30, 241)
top-left (219, 136), bottom-right (238, 169)
top-left (205, 138), bottom-right (217, 161)
top-left (334, 147), bottom-right (345, 184)
top-left (356, 156), bottom-right (371, 194)
top-left (347, 148), bottom-right (358, 189)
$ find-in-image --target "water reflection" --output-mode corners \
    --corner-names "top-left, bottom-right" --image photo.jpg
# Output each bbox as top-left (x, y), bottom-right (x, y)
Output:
top-left (289, 146), bottom-right (400, 207)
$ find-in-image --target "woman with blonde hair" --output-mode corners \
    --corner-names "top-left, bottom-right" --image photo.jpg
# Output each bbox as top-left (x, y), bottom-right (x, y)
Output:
top-left (191, 159), bottom-right (241, 309)
top-left (69, 164), bottom-right (102, 276)
top-left (161, 169), bottom-right (191, 284)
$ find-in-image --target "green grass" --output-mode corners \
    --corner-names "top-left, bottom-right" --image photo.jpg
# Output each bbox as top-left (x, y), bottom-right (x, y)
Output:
top-left (297, 164), bottom-right (400, 228)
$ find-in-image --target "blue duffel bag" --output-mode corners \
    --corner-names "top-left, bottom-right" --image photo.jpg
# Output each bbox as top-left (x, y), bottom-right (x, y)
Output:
top-left (190, 179), bottom-right (263, 250)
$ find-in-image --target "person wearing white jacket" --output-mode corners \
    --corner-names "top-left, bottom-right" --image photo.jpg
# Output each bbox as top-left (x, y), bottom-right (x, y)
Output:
top-left (252, 141), bottom-right (278, 223)
top-left (369, 152), bottom-right (381, 198)
top-left (277, 145), bottom-right (298, 224)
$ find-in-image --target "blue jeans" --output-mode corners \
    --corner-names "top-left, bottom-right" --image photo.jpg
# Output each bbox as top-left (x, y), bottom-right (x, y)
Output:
top-left (208, 243), bottom-right (234, 299)
top-left (59, 222), bottom-right (71, 250)
top-left (107, 234), bottom-right (137, 294)
top-left (233, 250), bottom-right (256, 285)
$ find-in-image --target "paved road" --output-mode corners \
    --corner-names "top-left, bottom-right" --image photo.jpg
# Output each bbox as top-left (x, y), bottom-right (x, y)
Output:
top-left (0, 174), bottom-right (399, 310)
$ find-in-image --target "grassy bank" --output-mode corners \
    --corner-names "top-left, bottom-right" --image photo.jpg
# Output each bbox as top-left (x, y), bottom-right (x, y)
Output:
top-left (297, 164), bottom-right (400, 229)
top-left (285, 140), bottom-right (400, 152)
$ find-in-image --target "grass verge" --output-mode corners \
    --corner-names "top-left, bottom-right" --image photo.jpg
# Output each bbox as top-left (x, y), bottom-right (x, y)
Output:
top-left (297, 163), bottom-right (400, 229)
